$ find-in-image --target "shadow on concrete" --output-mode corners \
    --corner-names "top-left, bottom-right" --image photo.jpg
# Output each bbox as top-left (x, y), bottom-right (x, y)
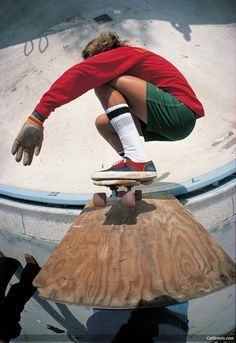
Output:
top-left (1, 0), bottom-right (235, 50)
top-left (14, 266), bottom-right (87, 341)
top-left (85, 303), bottom-right (189, 342)
top-left (36, 294), bottom-right (87, 339)
top-left (14, 263), bottom-right (189, 342)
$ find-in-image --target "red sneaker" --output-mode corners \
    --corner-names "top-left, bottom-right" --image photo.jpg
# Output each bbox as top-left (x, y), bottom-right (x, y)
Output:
top-left (92, 158), bottom-right (157, 181)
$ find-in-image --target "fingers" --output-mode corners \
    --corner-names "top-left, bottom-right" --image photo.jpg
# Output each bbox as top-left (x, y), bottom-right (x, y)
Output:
top-left (11, 139), bottom-right (21, 155)
top-left (13, 143), bottom-right (41, 165)
top-left (23, 148), bottom-right (34, 166)
top-left (13, 144), bottom-right (35, 165)
top-left (15, 146), bottom-right (24, 162)
top-left (12, 139), bottom-right (24, 162)
top-left (34, 142), bottom-right (42, 156)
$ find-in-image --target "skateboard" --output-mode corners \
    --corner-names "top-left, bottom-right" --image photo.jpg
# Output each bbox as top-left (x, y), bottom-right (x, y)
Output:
top-left (93, 178), bottom-right (154, 208)
top-left (33, 191), bottom-right (236, 308)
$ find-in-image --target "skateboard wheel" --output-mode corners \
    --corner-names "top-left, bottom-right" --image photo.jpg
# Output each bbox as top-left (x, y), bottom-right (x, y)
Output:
top-left (121, 191), bottom-right (135, 208)
top-left (117, 191), bottom-right (126, 197)
top-left (135, 190), bottom-right (142, 200)
top-left (93, 193), bottom-right (107, 208)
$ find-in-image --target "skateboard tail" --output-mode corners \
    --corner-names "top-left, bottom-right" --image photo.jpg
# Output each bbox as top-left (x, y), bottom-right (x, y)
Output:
top-left (35, 279), bottom-right (235, 309)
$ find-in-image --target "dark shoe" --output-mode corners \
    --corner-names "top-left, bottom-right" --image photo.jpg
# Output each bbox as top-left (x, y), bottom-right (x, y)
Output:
top-left (92, 158), bottom-right (157, 181)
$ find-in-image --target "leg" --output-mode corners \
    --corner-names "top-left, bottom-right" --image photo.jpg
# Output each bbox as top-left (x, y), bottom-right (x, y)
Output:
top-left (92, 76), bottom-right (157, 180)
top-left (0, 252), bottom-right (20, 301)
top-left (95, 113), bottom-right (143, 154)
top-left (0, 255), bottom-right (40, 341)
top-left (5, 255), bottom-right (41, 313)
top-left (96, 75), bottom-right (148, 123)
top-left (94, 77), bottom-right (149, 162)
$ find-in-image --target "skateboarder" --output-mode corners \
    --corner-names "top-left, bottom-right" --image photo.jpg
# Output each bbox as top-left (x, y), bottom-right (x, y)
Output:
top-left (12, 31), bottom-right (204, 180)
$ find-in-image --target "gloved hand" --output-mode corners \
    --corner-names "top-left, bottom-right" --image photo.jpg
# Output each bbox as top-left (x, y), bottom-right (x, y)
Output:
top-left (11, 118), bottom-right (44, 166)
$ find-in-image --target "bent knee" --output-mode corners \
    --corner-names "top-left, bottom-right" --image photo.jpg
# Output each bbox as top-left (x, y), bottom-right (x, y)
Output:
top-left (95, 114), bottom-right (109, 130)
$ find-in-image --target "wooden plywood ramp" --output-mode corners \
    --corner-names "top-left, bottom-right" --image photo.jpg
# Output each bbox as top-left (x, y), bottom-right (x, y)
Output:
top-left (33, 192), bottom-right (235, 308)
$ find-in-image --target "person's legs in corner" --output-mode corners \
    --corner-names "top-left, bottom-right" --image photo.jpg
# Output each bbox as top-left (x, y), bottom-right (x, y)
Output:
top-left (0, 251), bottom-right (40, 343)
top-left (5, 254), bottom-right (41, 314)
top-left (0, 254), bottom-right (41, 342)
top-left (0, 251), bottom-right (20, 301)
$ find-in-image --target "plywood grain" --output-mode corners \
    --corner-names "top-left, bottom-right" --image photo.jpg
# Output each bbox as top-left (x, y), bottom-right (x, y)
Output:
top-left (33, 192), bottom-right (235, 308)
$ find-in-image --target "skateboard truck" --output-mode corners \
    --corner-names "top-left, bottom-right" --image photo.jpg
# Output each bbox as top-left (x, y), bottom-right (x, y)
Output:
top-left (93, 179), bottom-right (150, 208)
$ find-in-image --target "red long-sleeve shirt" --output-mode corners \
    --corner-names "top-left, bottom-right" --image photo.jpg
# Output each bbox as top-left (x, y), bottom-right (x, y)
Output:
top-left (34, 46), bottom-right (205, 119)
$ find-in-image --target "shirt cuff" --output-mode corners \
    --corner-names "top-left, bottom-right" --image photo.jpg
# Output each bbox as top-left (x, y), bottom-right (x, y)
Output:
top-left (28, 111), bottom-right (45, 126)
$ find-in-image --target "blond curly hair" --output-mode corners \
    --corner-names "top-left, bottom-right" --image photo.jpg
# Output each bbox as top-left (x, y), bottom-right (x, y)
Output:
top-left (82, 31), bottom-right (129, 59)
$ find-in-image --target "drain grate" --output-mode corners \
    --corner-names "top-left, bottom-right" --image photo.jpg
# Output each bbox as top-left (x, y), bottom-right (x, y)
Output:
top-left (94, 14), bottom-right (112, 24)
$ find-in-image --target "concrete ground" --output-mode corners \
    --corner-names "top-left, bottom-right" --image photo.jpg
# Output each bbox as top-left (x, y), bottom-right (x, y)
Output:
top-left (0, 0), bottom-right (236, 195)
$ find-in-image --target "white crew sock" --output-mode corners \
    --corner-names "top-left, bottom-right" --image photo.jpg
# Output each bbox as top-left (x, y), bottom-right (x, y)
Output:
top-left (106, 104), bottom-right (149, 162)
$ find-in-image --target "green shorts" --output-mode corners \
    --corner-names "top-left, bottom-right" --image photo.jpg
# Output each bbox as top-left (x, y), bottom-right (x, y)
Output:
top-left (140, 82), bottom-right (196, 142)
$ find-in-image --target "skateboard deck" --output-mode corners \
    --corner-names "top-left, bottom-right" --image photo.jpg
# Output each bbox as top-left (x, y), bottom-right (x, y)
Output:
top-left (93, 178), bottom-right (153, 187)
top-left (33, 192), bottom-right (235, 309)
